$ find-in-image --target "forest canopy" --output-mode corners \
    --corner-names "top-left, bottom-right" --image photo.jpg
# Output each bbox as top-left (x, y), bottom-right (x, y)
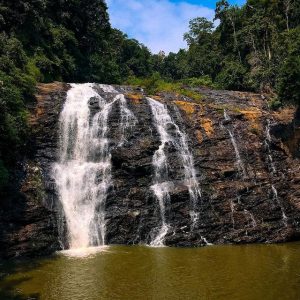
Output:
top-left (152, 0), bottom-right (300, 98)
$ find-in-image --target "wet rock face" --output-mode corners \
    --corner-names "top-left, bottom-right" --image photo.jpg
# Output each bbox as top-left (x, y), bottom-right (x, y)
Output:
top-left (104, 87), bottom-right (300, 247)
top-left (2, 83), bottom-right (300, 258)
top-left (0, 82), bottom-right (67, 259)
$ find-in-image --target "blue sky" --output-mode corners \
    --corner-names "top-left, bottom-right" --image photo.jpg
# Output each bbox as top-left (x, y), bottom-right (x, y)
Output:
top-left (106, 0), bottom-right (246, 54)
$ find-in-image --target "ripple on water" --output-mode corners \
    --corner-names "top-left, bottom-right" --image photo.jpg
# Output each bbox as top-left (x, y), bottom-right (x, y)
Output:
top-left (59, 246), bottom-right (111, 258)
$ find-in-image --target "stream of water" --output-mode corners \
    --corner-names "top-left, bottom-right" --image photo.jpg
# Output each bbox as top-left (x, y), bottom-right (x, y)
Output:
top-left (147, 98), bottom-right (201, 245)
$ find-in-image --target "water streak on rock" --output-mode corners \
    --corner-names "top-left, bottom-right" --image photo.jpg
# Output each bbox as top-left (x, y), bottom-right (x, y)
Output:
top-left (271, 185), bottom-right (288, 227)
top-left (147, 98), bottom-right (201, 245)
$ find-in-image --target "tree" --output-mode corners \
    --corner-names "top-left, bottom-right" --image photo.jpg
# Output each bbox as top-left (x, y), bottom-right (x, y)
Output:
top-left (277, 55), bottom-right (300, 104)
top-left (184, 17), bottom-right (214, 46)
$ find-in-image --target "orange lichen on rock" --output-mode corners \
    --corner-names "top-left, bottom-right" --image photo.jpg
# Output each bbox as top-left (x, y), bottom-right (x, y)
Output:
top-left (126, 93), bottom-right (143, 104)
top-left (30, 82), bottom-right (67, 126)
top-left (152, 95), bottom-right (162, 101)
top-left (174, 100), bottom-right (199, 115)
top-left (196, 130), bottom-right (203, 144)
top-left (36, 82), bottom-right (66, 95)
top-left (239, 109), bottom-right (262, 121)
top-left (240, 109), bottom-right (263, 133)
top-left (201, 118), bottom-right (214, 137)
top-left (29, 95), bottom-right (46, 126)
top-left (273, 106), bottom-right (296, 124)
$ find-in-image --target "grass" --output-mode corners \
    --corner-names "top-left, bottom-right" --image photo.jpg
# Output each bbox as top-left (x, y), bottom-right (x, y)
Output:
top-left (125, 74), bottom-right (203, 102)
top-left (179, 76), bottom-right (218, 89)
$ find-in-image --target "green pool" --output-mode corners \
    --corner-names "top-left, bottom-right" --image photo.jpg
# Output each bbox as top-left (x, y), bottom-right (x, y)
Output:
top-left (1, 243), bottom-right (300, 300)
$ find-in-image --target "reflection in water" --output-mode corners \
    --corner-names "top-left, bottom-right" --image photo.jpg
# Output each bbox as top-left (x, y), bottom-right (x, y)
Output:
top-left (1, 243), bottom-right (300, 300)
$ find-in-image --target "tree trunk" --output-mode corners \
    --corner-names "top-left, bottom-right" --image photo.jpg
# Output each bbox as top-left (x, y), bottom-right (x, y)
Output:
top-left (229, 15), bottom-right (242, 63)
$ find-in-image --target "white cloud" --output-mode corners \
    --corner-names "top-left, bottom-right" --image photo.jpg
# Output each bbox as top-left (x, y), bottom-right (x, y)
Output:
top-left (106, 0), bottom-right (215, 54)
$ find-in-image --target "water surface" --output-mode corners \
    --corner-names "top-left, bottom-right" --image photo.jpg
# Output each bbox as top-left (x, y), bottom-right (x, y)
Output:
top-left (1, 243), bottom-right (300, 300)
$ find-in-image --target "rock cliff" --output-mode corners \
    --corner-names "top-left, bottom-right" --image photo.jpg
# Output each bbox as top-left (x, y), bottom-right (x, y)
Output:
top-left (1, 82), bottom-right (300, 258)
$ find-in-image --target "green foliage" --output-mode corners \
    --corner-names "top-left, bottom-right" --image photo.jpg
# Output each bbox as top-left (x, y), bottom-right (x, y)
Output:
top-left (26, 59), bottom-right (43, 82)
top-left (184, 17), bottom-right (214, 46)
top-left (277, 55), bottom-right (300, 104)
top-left (215, 60), bottom-right (247, 90)
top-left (154, 0), bottom-right (300, 103)
top-left (268, 98), bottom-right (282, 111)
top-left (179, 76), bottom-right (216, 88)
top-left (0, 160), bottom-right (9, 190)
top-left (125, 73), bottom-right (202, 102)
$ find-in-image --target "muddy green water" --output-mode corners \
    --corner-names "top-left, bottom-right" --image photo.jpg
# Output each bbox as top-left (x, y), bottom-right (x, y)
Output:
top-left (1, 243), bottom-right (300, 300)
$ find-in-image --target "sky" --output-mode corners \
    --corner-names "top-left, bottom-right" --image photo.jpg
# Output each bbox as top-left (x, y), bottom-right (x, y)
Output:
top-left (106, 0), bottom-right (246, 54)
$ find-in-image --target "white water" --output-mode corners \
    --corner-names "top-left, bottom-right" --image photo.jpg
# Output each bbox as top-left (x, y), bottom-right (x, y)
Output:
top-left (224, 109), bottom-right (231, 121)
top-left (271, 185), bottom-right (288, 226)
top-left (147, 98), bottom-right (172, 246)
top-left (228, 130), bottom-right (247, 178)
top-left (53, 83), bottom-right (135, 251)
top-left (117, 94), bottom-right (137, 146)
top-left (150, 183), bottom-right (172, 246)
top-left (201, 236), bottom-right (213, 246)
top-left (168, 102), bottom-right (201, 224)
top-left (230, 200), bottom-right (235, 229)
top-left (265, 121), bottom-right (286, 225)
top-left (223, 110), bottom-right (247, 178)
top-left (147, 98), bottom-right (201, 246)
top-left (244, 209), bottom-right (257, 228)
top-left (264, 120), bottom-right (276, 173)
top-left (98, 84), bottom-right (118, 93)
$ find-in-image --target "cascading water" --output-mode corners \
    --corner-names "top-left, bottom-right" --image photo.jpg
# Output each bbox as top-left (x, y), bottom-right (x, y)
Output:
top-left (271, 185), bottom-right (288, 227)
top-left (147, 98), bottom-right (201, 246)
top-left (228, 131), bottom-right (247, 178)
top-left (230, 200), bottom-right (236, 229)
top-left (223, 110), bottom-right (247, 178)
top-left (117, 94), bottom-right (137, 146)
top-left (244, 209), bottom-right (257, 228)
top-left (264, 120), bottom-right (288, 227)
top-left (224, 109), bottom-right (231, 121)
top-left (171, 105), bottom-right (201, 226)
top-left (223, 110), bottom-right (257, 229)
top-left (147, 98), bottom-right (172, 246)
top-left (53, 83), bottom-right (135, 251)
top-left (265, 120), bottom-right (276, 173)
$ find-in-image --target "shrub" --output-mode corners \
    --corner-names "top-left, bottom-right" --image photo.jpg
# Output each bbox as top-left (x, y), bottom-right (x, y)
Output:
top-left (125, 74), bottom-right (202, 101)
top-left (277, 55), bottom-right (300, 104)
top-left (179, 76), bottom-right (215, 88)
top-left (0, 160), bottom-right (9, 190)
top-left (215, 60), bottom-right (247, 90)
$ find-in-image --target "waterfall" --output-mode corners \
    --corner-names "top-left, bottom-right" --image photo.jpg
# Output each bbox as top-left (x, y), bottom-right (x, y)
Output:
top-left (147, 98), bottom-right (172, 246)
top-left (223, 110), bottom-right (246, 178)
top-left (244, 209), bottom-right (257, 228)
top-left (230, 200), bottom-right (235, 229)
top-left (228, 130), bottom-right (247, 178)
top-left (224, 109), bottom-right (231, 121)
top-left (265, 120), bottom-right (276, 173)
top-left (271, 185), bottom-right (288, 226)
top-left (53, 83), bottom-right (135, 251)
top-left (147, 98), bottom-right (201, 246)
top-left (264, 121), bottom-right (287, 227)
top-left (117, 94), bottom-right (137, 146)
